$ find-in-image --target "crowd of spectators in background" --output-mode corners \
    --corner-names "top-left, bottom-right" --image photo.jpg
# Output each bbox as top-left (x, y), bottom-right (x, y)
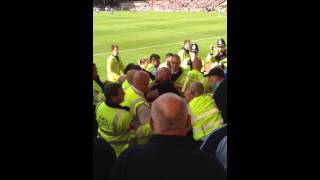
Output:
top-left (94, 0), bottom-right (227, 12)
top-left (132, 0), bottom-right (226, 12)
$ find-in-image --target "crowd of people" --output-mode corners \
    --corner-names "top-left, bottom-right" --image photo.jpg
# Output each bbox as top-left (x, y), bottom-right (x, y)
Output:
top-left (92, 0), bottom-right (227, 12)
top-left (93, 38), bottom-right (227, 180)
top-left (130, 0), bottom-right (226, 12)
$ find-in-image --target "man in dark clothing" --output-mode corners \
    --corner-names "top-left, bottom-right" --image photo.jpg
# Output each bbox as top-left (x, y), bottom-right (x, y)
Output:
top-left (207, 67), bottom-right (227, 123)
top-left (145, 67), bottom-right (179, 102)
top-left (93, 137), bottom-right (116, 180)
top-left (110, 93), bottom-right (226, 180)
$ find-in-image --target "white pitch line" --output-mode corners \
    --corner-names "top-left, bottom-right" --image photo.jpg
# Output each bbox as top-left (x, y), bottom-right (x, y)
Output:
top-left (111, 19), bottom-right (192, 26)
top-left (157, 30), bottom-right (212, 36)
top-left (104, 17), bottom-right (210, 28)
top-left (93, 34), bottom-right (226, 57)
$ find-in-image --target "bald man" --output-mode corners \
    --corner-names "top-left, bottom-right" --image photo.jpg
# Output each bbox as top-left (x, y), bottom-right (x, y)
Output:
top-left (121, 71), bottom-right (152, 144)
top-left (181, 58), bottom-right (205, 92)
top-left (188, 82), bottom-right (224, 145)
top-left (111, 93), bottom-right (226, 180)
top-left (122, 70), bottom-right (137, 91)
top-left (145, 67), bottom-right (179, 102)
top-left (183, 88), bottom-right (194, 103)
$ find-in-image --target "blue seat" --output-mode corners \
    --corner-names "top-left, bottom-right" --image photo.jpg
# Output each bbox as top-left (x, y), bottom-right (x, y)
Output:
top-left (216, 136), bottom-right (227, 173)
top-left (200, 123), bottom-right (227, 153)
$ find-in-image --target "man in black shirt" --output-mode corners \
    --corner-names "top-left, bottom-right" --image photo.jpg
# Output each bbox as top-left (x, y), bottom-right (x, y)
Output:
top-left (145, 67), bottom-right (179, 102)
top-left (110, 93), bottom-right (226, 180)
top-left (207, 67), bottom-right (227, 123)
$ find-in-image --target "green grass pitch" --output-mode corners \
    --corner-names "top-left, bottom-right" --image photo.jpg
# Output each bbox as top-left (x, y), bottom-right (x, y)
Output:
top-left (93, 11), bottom-right (227, 81)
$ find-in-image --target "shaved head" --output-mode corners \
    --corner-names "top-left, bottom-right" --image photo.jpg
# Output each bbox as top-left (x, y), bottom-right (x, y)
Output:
top-left (190, 82), bottom-right (204, 97)
top-left (184, 88), bottom-right (194, 103)
top-left (151, 93), bottom-right (191, 135)
top-left (127, 70), bottom-right (138, 85)
top-left (156, 67), bottom-right (172, 83)
top-left (192, 58), bottom-right (203, 72)
top-left (133, 71), bottom-right (150, 93)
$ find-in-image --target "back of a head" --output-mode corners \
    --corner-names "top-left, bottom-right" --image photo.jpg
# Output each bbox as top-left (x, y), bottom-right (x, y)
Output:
top-left (156, 67), bottom-right (172, 83)
top-left (190, 82), bottom-right (204, 97)
top-left (131, 64), bottom-right (142, 71)
top-left (133, 71), bottom-right (150, 93)
top-left (127, 70), bottom-right (138, 85)
top-left (192, 58), bottom-right (202, 71)
top-left (208, 67), bottom-right (224, 78)
top-left (151, 93), bottom-right (189, 135)
top-left (124, 63), bottom-right (135, 74)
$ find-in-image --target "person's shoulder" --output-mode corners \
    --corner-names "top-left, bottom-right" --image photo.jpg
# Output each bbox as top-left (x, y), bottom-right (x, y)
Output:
top-left (107, 55), bottom-right (114, 61)
top-left (202, 93), bottom-right (213, 100)
top-left (219, 79), bottom-right (227, 89)
top-left (118, 108), bottom-right (133, 117)
top-left (182, 68), bottom-right (189, 75)
top-left (189, 149), bottom-right (223, 166)
top-left (178, 48), bottom-right (185, 53)
top-left (118, 144), bottom-right (146, 160)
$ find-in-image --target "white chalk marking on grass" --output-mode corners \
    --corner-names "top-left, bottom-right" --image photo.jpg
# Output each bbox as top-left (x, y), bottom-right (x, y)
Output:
top-left (93, 34), bottom-right (226, 57)
top-left (109, 22), bottom-right (149, 27)
top-left (103, 24), bottom-right (213, 37)
top-left (106, 17), bottom-right (210, 28)
top-left (156, 30), bottom-right (212, 36)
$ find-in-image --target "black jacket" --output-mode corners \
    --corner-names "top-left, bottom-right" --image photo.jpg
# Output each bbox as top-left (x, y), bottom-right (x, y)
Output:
top-left (151, 80), bottom-right (179, 95)
top-left (213, 79), bottom-right (227, 123)
top-left (93, 137), bottom-right (116, 180)
top-left (110, 135), bottom-right (226, 180)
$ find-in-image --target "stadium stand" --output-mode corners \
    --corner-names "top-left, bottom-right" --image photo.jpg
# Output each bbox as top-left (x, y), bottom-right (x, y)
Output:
top-left (94, 0), bottom-right (227, 12)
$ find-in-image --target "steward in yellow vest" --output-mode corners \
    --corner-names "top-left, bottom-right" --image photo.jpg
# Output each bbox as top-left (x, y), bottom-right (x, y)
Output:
top-left (96, 83), bottom-right (136, 157)
top-left (93, 63), bottom-right (105, 106)
top-left (206, 39), bottom-right (227, 70)
top-left (107, 44), bottom-right (124, 82)
top-left (170, 54), bottom-right (188, 94)
top-left (181, 58), bottom-right (204, 92)
top-left (93, 63), bottom-right (106, 138)
top-left (121, 70), bottom-right (137, 92)
top-left (188, 82), bottom-right (224, 141)
top-left (121, 71), bottom-right (153, 144)
top-left (178, 40), bottom-right (191, 69)
top-left (146, 54), bottom-right (160, 76)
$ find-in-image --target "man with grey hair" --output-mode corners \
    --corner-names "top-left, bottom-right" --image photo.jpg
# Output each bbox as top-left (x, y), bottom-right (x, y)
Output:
top-left (111, 93), bottom-right (226, 180)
